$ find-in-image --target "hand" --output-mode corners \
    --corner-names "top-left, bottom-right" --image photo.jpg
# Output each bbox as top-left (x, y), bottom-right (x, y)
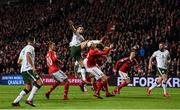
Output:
top-left (113, 69), bottom-right (117, 73)
top-left (109, 44), bottom-right (113, 49)
top-left (166, 60), bottom-right (171, 66)
top-left (138, 69), bottom-right (143, 74)
top-left (69, 20), bottom-right (73, 25)
top-left (100, 36), bottom-right (106, 42)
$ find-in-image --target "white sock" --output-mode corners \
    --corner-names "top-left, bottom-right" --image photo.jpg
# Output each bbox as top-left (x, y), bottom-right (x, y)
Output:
top-left (84, 84), bottom-right (88, 92)
top-left (13, 90), bottom-right (26, 103)
top-left (74, 61), bottom-right (79, 66)
top-left (92, 40), bottom-right (101, 44)
top-left (149, 82), bottom-right (158, 90)
top-left (81, 68), bottom-right (86, 81)
top-left (87, 40), bottom-right (101, 47)
top-left (27, 86), bottom-right (38, 101)
top-left (162, 81), bottom-right (167, 94)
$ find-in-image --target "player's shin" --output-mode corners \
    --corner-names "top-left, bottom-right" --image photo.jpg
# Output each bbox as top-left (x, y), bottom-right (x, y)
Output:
top-left (162, 81), bottom-right (167, 94)
top-left (117, 81), bottom-right (128, 91)
top-left (92, 81), bottom-right (97, 91)
top-left (27, 82), bottom-right (42, 101)
top-left (149, 81), bottom-right (158, 90)
top-left (95, 80), bottom-right (103, 95)
top-left (103, 81), bottom-right (109, 94)
top-left (47, 82), bottom-right (59, 94)
top-left (13, 89), bottom-right (30, 103)
top-left (64, 81), bottom-right (69, 99)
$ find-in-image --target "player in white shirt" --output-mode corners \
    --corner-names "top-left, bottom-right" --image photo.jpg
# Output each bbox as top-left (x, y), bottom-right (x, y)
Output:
top-left (12, 37), bottom-right (43, 107)
top-left (69, 20), bottom-right (104, 92)
top-left (147, 42), bottom-right (171, 97)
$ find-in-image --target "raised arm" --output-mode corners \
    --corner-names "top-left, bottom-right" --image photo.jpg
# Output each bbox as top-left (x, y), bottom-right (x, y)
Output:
top-left (90, 44), bottom-right (113, 56)
top-left (69, 20), bottom-right (76, 32)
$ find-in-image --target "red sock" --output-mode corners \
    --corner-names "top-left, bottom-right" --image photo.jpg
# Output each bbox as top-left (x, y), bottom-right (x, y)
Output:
top-left (92, 82), bottom-right (97, 91)
top-left (96, 80), bottom-right (103, 95)
top-left (64, 82), bottom-right (69, 96)
top-left (47, 82), bottom-right (59, 94)
top-left (103, 81), bottom-right (109, 94)
top-left (80, 81), bottom-right (85, 87)
top-left (118, 81), bottom-right (128, 91)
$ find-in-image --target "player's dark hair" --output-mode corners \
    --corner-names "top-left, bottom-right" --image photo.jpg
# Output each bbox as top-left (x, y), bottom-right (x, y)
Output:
top-left (159, 42), bottom-right (165, 45)
top-left (76, 25), bottom-right (83, 28)
top-left (96, 43), bottom-right (105, 50)
top-left (26, 36), bottom-right (35, 43)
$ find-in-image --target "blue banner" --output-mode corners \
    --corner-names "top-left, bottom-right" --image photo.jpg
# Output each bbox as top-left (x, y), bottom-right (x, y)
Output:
top-left (0, 74), bottom-right (24, 85)
top-left (1, 74), bottom-right (180, 88)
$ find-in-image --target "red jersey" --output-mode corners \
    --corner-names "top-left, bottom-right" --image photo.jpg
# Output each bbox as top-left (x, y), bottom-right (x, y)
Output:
top-left (96, 55), bottom-right (107, 66)
top-left (114, 57), bottom-right (140, 73)
top-left (46, 50), bottom-right (60, 74)
top-left (87, 48), bottom-right (110, 68)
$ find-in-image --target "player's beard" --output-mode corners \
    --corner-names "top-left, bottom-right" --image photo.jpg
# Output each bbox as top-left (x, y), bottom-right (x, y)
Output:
top-left (159, 48), bottom-right (164, 52)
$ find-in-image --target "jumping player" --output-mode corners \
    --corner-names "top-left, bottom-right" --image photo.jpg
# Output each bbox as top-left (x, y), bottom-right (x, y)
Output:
top-left (45, 41), bottom-right (69, 100)
top-left (68, 20), bottom-right (104, 91)
top-left (147, 42), bottom-right (171, 97)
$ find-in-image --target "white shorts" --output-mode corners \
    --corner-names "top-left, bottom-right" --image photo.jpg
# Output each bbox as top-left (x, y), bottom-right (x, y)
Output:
top-left (83, 58), bottom-right (104, 80)
top-left (119, 71), bottom-right (129, 80)
top-left (52, 70), bottom-right (67, 82)
top-left (83, 58), bottom-right (88, 69)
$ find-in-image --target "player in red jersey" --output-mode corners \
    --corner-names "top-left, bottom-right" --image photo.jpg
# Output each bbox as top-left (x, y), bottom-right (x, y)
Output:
top-left (83, 43), bottom-right (114, 99)
top-left (45, 41), bottom-right (69, 100)
top-left (112, 50), bottom-right (142, 95)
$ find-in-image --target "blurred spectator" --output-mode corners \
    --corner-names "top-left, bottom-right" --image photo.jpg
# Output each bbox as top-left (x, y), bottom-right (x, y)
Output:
top-left (0, 0), bottom-right (179, 77)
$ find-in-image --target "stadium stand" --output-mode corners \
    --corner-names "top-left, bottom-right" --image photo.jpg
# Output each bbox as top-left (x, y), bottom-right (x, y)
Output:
top-left (0, 0), bottom-right (179, 76)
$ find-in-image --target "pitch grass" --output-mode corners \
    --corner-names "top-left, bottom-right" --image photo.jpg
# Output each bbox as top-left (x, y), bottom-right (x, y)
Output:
top-left (0, 85), bottom-right (180, 109)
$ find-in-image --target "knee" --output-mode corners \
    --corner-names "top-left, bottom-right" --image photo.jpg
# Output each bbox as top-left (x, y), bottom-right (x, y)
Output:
top-left (101, 77), bottom-right (107, 83)
top-left (37, 79), bottom-right (43, 86)
top-left (163, 79), bottom-right (168, 83)
top-left (125, 79), bottom-right (130, 84)
top-left (24, 88), bottom-right (31, 94)
top-left (33, 80), bottom-right (42, 89)
top-left (64, 79), bottom-right (69, 83)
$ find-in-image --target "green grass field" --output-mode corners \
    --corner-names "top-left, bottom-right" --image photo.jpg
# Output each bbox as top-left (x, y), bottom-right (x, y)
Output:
top-left (0, 85), bottom-right (180, 109)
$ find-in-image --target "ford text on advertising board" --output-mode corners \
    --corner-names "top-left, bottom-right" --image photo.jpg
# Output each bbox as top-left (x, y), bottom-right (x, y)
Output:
top-left (117, 77), bottom-right (180, 88)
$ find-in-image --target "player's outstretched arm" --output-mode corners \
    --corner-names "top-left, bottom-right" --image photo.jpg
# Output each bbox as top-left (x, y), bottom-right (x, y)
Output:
top-left (69, 20), bottom-right (76, 32)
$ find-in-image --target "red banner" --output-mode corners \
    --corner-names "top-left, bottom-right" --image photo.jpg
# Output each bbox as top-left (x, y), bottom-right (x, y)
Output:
top-left (42, 75), bottom-right (82, 85)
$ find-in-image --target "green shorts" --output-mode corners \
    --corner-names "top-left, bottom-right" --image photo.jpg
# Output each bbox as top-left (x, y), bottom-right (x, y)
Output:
top-left (21, 70), bottom-right (40, 83)
top-left (70, 45), bottom-right (81, 61)
top-left (157, 67), bottom-right (168, 75)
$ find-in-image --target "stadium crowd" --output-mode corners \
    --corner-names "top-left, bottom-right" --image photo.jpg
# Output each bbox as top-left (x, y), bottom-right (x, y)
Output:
top-left (0, 0), bottom-right (179, 77)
